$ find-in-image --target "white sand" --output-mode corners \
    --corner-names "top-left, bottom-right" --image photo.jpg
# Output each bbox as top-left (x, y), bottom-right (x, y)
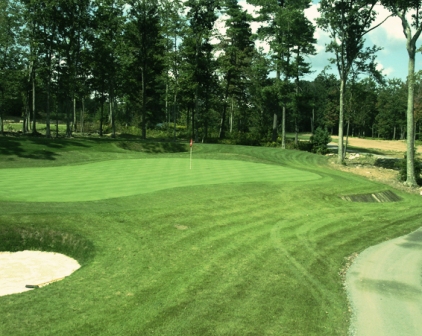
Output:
top-left (0, 250), bottom-right (80, 297)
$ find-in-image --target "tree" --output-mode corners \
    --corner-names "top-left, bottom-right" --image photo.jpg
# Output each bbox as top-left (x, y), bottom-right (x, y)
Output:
top-left (0, 0), bottom-right (24, 135)
top-left (248, 0), bottom-right (315, 146)
top-left (158, 0), bottom-right (186, 137)
top-left (317, 0), bottom-right (387, 163)
top-left (376, 78), bottom-right (407, 139)
top-left (91, 0), bottom-right (125, 138)
top-left (289, 7), bottom-right (316, 145)
top-left (54, 0), bottom-right (92, 137)
top-left (182, 0), bottom-right (220, 140)
top-left (216, 0), bottom-right (254, 138)
top-left (382, 0), bottom-right (422, 186)
top-left (125, 0), bottom-right (165, 139)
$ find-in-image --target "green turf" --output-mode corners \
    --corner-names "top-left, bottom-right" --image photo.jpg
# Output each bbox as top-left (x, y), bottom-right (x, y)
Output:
top-left (0, 158), bottom-right (320, 202)
top-left (1, 136), bottom-right (421, 336)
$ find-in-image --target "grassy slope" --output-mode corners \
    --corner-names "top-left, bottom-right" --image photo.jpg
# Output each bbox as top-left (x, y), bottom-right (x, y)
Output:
top-left (1, 137), bottom-right (421, 335)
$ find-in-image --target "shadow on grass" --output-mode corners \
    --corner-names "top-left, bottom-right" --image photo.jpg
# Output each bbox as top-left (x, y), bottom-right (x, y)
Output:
top-left (345, 146), bottom-right (386, 155)
top-left (117, 140), bottom-right (188, 153)
top-left (0, 135), bottom-right (89, 160)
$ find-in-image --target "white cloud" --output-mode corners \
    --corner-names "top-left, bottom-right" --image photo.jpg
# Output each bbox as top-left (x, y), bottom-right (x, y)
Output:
top-left (376, 62), bottom-right (394, 77)
top-left (211, 1), bottom-right (420, 79)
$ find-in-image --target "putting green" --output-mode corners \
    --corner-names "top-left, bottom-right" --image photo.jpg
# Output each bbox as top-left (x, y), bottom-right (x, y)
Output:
top-left (0, 158), bottom-right (321, 202)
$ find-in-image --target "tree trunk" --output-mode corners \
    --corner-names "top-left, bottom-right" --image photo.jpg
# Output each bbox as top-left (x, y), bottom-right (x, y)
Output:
top-left (338, 78), bottom-right (345, 163)
top-left (272, 111), bottom-right (278, 142)
top-left (230, 96), bottom-right (234, 134)
top-left (405, 48), bottom-right (417, 186)
top-left (66, 98), bottom-right (72, 137)
top-left (344, 120), bottom-right (350, 158)
top-left (219, 104), bottom-right (227, 139)
top-left (0, 91), bottom-right (3, 135)
top-left (141, 67), bottom-right (146, 139)
top-left (31, 69), bottom-right (37, 134)
top-left (46, 63), bottom-right (51, 138)
top-left (56, 99), bottom-right (59, 138)
top-left (281, 105), bottom-right (286, 149)
top-left (73, 97), bottom-right (77, 132)
top-left (172, 90), bottom-right (178, 142)
top-left (311, 108), bottom-right (315, 134)
top-left (100, 93), bottom-right (104, 137)
top-left (110, 84), bottom-right (115, 138)
top-left (393, 126), bottom-right (396, 140)
top-left (110, 98), bottom-right (114, 138)
top-left (165, 82), bottom-right (169, 124)
top-left (81, 96), bottom-right (84, 134)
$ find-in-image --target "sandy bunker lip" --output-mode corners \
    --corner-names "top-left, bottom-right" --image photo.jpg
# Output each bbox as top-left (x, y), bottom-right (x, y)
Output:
top-left (0, 251), bottom-right (80, 297)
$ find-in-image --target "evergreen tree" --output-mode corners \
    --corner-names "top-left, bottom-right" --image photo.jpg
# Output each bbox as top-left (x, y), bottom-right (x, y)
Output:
top-left (217, 0), bottom-right (255, 138)
top-left (125, 0), bottom-right (165, 139)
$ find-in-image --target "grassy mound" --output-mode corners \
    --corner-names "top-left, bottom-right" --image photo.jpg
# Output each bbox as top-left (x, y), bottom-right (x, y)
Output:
top-left (0, 138), bottom-right (421, 335)
top-left (0, 226), bottom-right (94, 265)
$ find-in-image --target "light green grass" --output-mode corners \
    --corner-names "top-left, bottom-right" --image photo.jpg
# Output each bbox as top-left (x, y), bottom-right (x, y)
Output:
top-left (1, 136), bottom-right (421, 335)
top-left (0, 158), bottom-right (320, 202)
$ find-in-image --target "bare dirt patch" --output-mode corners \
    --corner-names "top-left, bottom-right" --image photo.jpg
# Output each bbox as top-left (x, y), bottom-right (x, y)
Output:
top-left (175, 225), bottom-right (188, 230)
top-left (331, 136), bottom-right (422, 154)
top-left (328, 137), bottom-right (422, 195)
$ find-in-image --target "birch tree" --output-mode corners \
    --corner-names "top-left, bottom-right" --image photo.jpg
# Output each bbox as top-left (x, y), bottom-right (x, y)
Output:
top-left (382, 0), bottom-right (422, 186)
top-left (317, 0), bottom-right (388, 163)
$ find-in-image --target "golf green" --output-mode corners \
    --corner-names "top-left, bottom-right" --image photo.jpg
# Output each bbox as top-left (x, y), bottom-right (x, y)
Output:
top-left (0, 158), bottom-right (321, 202)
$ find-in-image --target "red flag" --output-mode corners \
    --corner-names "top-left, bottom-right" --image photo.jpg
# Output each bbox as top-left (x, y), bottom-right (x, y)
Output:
top-left (190, 139), bottom-right (193, 147)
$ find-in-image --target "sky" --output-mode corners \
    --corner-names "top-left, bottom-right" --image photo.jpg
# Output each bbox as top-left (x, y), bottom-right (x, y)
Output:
top-left (227, 0), bottom-right (422, 81)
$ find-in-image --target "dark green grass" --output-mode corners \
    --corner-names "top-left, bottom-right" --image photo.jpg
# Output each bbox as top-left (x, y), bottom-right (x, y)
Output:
top-left (1, 136), bottom-right (421, 335)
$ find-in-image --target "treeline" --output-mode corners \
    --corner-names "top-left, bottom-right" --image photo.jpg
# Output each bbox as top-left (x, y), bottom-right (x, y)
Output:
top-left (0, 0), bottom-right (419, 143)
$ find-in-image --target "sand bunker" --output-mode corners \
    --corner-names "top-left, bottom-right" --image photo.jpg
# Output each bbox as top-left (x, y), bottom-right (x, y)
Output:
top-left (0, 250), bottom-right (80, 297)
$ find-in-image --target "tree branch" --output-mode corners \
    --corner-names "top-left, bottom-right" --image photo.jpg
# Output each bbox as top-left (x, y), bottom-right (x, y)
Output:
top-left (362, 14), bottom-right (393, 36)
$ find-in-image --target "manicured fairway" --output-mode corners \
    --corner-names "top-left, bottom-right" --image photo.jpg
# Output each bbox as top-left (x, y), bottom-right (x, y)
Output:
top-left (0, 158), bottom-right (320, 202)
top-left (1, 138), bottom-right (422, 336)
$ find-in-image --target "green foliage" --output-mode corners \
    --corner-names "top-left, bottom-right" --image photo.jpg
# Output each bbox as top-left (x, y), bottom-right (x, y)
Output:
top-left (396, 153), bottom-right (422, 185)
top-left (310, 127), bottom-right (332, 154)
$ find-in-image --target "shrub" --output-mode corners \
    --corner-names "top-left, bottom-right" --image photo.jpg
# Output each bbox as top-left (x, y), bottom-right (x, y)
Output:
top-left (310, 127), bottom-right (332, 154)
top-left (396, 153), bottom-right (422, 185)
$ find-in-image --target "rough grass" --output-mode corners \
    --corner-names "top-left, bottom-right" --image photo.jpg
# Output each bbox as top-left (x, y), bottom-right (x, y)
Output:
top-left (1, 136), bottom-right (421, 335)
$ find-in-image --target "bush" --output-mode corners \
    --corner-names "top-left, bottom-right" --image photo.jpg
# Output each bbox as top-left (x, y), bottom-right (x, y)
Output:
top-left (285, 139), bottom-right (313, 151)
top-left (396, 153), bottom-right (422, 185)
top-left (310, 127), bottom-right (332, 154)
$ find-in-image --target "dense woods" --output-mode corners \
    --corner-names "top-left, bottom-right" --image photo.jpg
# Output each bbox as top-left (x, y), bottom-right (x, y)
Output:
top-left (1, 0), bottom-right (421, 147)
